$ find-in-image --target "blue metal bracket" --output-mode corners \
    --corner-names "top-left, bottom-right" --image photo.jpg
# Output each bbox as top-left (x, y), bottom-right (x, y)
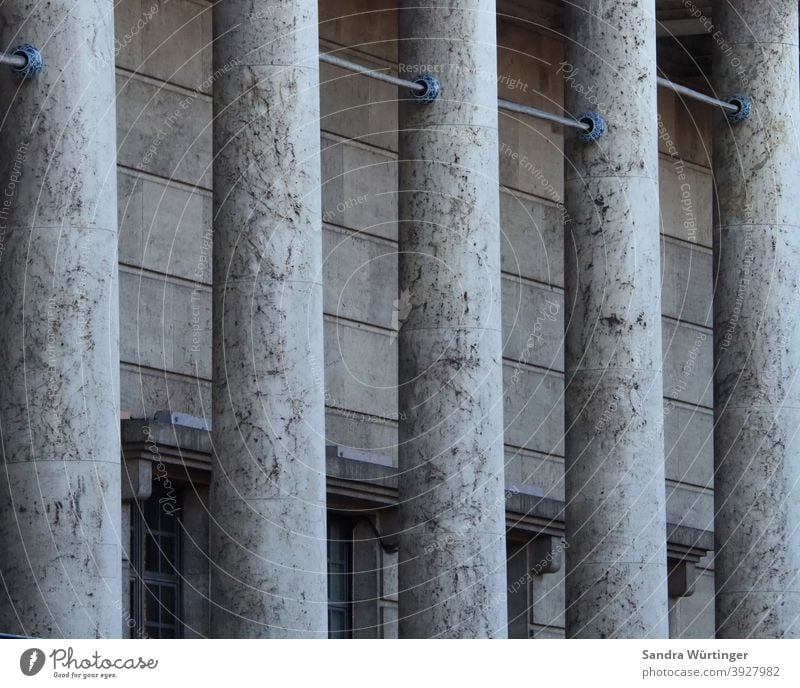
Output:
top-left (11, 44), bottom-right (43, 79)
top-left (410, 73), bottom-right (440, 104)
top-left (725, 94), bottom-right (752, 123)
top-left (577, 111), bottom-right (605, 143)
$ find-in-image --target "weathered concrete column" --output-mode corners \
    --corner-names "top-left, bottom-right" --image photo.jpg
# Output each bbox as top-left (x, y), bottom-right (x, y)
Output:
top-left (0, 2), bottom-right (122, 637)
top-left (563, 0), bottom-right (669, 638)
top-left (209, 0), bottom-right (328, 637)
top-left (712, 0), bottom-right (800, 638)
top-left (397, 1), bottom-right (508, 638)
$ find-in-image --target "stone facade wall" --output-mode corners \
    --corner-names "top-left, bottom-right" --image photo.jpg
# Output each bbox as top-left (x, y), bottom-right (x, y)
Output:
top-left (112, 0), bottom-right (716, 638)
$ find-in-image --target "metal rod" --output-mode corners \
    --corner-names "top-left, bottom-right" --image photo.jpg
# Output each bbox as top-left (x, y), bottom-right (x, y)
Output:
top-left (498, 97), bottom-right (590, 130)
top-left (320, 53), bottom-right (590, 131)
top-left (320, 52), bottom-right (425, 93)
top-left (320, 54), bottom-right (748, 130)
top-left (657, 76), bottom-right (739, 113)
top-left (0, 50), bottom-right (27, 69)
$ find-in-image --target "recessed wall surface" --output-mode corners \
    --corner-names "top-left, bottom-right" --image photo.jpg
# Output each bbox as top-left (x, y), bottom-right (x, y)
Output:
top-left (109, 0), bottom-right (717, 638)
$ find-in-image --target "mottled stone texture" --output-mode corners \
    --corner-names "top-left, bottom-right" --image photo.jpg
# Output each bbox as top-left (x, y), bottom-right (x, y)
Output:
top-left (563, 0), bottom-right (669, 638)
top-left (397, 1), bottom-right (508, 638)
top-left (209, 0), bottom-right (328, 637)
top-left (0, 1), bottom-right (122, 638)
top-left (712, 0), bottom-right (800, 639)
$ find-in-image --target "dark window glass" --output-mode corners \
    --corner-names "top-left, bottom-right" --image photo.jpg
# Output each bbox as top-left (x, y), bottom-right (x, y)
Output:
top-left (129, 479), bottom-right (182, 639)
top-left (327, 516), bottom-right (353, 639)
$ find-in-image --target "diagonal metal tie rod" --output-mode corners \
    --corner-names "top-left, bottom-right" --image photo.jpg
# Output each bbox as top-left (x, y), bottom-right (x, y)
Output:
top-left (1, 44), bottom-right (43, 79)
top-left (4, 48), bottom-right (748, 125)
top-left (0, 50), bottom-right (27, 68)
top-left (320, 52), bottom-right (590, 131)
top-left (320, 52), bottom-right (750, 132)
top-left (497, 97), bottom-right (589, 131)
top-left (320, 52), bottom-right (427, 93)
top-left (657, 76), bottom-right (739, 113)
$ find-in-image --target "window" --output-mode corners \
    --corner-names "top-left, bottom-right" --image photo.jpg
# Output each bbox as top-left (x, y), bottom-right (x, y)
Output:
top-left (129, 480), bottom-right (182, 639)
top-left (327, 516), bottom-right (353, 638)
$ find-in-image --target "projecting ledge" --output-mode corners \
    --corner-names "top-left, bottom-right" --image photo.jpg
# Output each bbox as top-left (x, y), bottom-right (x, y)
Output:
top-left (118, 422), bottom-right (715, 567)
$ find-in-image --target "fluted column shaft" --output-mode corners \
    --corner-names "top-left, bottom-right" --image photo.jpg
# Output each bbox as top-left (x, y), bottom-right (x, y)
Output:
top-left (210, 0), bottom-right (328, 638)
top-left (563, 0), bottom-right (669, 638)
top-left (712, 0), bottom-right (800, 639)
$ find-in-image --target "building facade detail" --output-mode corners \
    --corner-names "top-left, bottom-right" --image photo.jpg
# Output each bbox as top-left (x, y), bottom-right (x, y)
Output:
top-left (0, 0), bottom-right (795, 641)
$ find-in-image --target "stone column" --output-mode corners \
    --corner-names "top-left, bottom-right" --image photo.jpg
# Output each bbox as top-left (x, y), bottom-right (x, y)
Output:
top-left (712, 0), bottom-right (800, 638)
top-left (0, 2), bottom-right (121, 638)
top-left (563, 0), bottom-right (669, 638)
top-left (397, 0), bottom-right (508, 638)
top-left (210, 0), bottom-right (328, 638)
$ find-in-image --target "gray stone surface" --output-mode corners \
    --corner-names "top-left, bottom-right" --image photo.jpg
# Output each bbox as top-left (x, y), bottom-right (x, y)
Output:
top-left (325, 408), bottom-right (399, 465)
top-left (116, 74), bottom-right (211, 188)
top-left (397, 0), bottom-right (508, 638)
top-left (500, 190), bottom-right (564, 287)
top-left (322, 227), bottom-right (397, 328)
top-left (0, 0), bottom-right (729, 642)
top-left (320, 57), bottom-right (398, 152)
top-left (657, 91), bottom-right (713, 170)
top-left (661, 239), bottom-right (713, 328)
top-left (712, 0), bottom-right (800, 639)
top-left (658, 157), bottom-right (713, 247)
top-left (0, 0), bottom-right (122, 638)
top-left (119, 266), bottom-right (211, 379)
top-left (661, 319), bottom-right (713, 408)
top-left (321, 136), bottom-right (398, 241)
top-left (532, 566), bottom-right (565, 628)
top-left (209, 0), bottom-right (328, 638)
top-left (501, 279), bottom-right (563, 371)
top-left (324, 319), bottom-right (397, 419)
top-left (499, 114), bottom-right (564, 202)
top-left (563, 0), bottom-right (669, 638)
top-left (511, 448), bottom-right (565, 501)
top-left (669, 569), bottom-right (716, 639)
top-left (117, 170), bottom-right (212, 284)
top-left (114, 0), bottom-right (212, 91)
top-left (120, 363), bottom-right (210, 418)
top-left (664, 402), bottom-right (713, 488)
top-left (666, 482), bottom-right (713, 532)
top-left (503, 365), bottom-right (564, 455)
top-left (320, 0), bottom-right (398, 63)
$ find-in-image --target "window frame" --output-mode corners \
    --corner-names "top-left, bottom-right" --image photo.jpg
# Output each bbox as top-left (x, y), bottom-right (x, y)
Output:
top-left (129, 479), bottom-right (184, 639)
top-left (327, 514), bottom-right (354, 639)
